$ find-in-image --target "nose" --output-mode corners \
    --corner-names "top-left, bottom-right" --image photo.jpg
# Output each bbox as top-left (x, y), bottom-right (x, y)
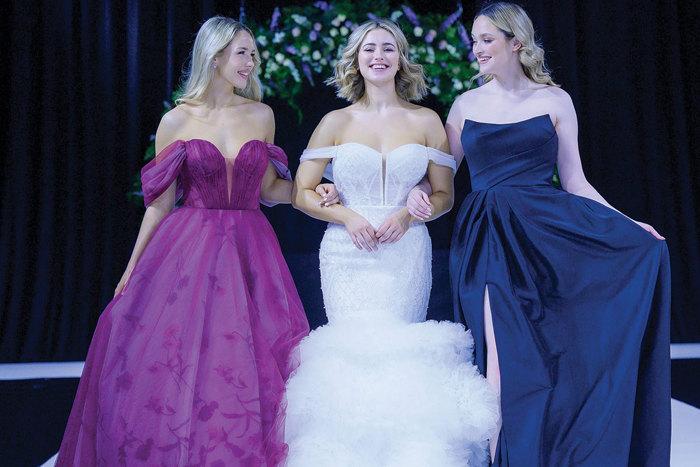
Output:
top-left (473, 40), bottom-right (483, 54)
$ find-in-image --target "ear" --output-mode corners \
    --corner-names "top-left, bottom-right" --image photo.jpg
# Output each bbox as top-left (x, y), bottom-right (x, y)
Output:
top-left (512, 38), bottom-right (523, 52)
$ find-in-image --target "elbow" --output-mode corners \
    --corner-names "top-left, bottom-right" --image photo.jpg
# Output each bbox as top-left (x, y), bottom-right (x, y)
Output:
top-left (291, 186), bottom-right (303, 210)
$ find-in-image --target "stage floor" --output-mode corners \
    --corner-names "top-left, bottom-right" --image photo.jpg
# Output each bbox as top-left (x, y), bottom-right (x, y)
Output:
top-left (1, 344), bottom-right (698, 466)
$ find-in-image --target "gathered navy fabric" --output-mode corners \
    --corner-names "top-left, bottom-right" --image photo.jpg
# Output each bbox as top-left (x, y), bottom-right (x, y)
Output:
top-left (450, 115), bottom-right (671, 466)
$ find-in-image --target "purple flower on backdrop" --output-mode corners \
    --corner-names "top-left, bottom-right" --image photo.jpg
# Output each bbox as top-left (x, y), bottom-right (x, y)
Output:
top-left (368, 12), bottom-right (379, 21)
top-left (402, 6), bottom-right (420, 26)
top-left (425, 29), bottom-right (436, 43)
top-left (440, 3), bottom-right (463, 31)
top-left (309, 30), bottom-right (318, 41)
top-left (270, 7), bottom-right (281, 31)
top-left (468, 51), bottom-right (476, 62)
top-left (285, 45), bottom-right (298, 55)
top-left (314, 1), bottom-right (331, 11)
top-left (302, 62), bottom-right (314, 84)
top-left (457, 22), bottom-right (472, 49)
top-left (345, 20), bottom-right (353, 28)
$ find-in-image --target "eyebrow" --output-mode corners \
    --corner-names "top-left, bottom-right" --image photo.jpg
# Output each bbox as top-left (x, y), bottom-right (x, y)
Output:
top-left (471, 33), bottom-right (495, 39)
top-left (362, 42), bottom-right (396, 47)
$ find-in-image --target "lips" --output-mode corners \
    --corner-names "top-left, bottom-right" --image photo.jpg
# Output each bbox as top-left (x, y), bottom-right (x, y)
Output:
top-left (238, 70), bottom-right (250, 80)
top-left (477, 56), bottom-right (491, 64)
top-left (370, 63), bottom-right (388, 70)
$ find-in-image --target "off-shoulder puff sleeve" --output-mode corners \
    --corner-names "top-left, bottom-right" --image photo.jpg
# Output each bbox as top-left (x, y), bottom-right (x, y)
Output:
top-left (261, 142), bottom-right (293, 207)
top-left (141, 140), bottom-right (187, 207)
top-left (300, 146), bottom-right (337, 182)
top-left (426, 147), bottom-right (457, 174)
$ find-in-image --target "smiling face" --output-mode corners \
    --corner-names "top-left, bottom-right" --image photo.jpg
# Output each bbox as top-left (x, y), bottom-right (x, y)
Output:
top-left (357, 27), bottom-right (400, 86)
top-left (214, 30), bottom-right (256, 89)
top-left (471, 15), bottom-right (520, 76)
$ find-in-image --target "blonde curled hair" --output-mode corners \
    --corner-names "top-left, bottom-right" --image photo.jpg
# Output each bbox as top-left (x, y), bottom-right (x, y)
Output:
top-left (474, 2), bottom-right (558, 86)
top-left (327, 19), bottom-right (428, 103)
top-left (177, 16), bottom-right (262, 105)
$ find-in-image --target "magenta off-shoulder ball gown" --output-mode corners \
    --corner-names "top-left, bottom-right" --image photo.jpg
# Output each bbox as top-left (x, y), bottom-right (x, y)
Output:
top-left (56, 139), bottom-right (309, 466)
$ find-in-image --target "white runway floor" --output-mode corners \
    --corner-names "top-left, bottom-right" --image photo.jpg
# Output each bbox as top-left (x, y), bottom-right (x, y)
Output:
top-left (0, 343), bottom-right (696, 466)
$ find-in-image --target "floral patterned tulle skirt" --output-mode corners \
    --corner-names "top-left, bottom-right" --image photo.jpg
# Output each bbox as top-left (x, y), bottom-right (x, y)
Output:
top-left (56, 207), bottom-right (309, 466)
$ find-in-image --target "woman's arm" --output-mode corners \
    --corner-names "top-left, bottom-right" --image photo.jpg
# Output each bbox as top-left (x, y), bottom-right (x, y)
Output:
top-left (114, 114), bottom-right (181, 295)
top-left (258, 104), bottom-right (294, 204)
top-left (292, 112), bottom-right (378, 250)
top-left (555, 89), bottom-right (664, 239)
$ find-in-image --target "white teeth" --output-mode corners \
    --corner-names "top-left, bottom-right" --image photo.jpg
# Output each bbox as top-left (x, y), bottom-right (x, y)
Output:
top-left (371, 64), bottom-right (387, 69)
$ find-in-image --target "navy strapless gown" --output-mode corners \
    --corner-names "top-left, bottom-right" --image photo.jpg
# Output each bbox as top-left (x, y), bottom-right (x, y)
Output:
top-left (450, 115), bottom-right (671, 466)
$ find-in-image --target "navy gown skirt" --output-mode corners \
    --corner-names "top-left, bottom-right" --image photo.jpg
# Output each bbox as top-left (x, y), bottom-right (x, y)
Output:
top-left (450, 115), bottom-right (671, 466)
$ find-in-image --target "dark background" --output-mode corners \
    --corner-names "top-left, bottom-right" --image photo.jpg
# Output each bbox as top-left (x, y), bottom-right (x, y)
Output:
top-left (2, 0), bottom-right (699, 363)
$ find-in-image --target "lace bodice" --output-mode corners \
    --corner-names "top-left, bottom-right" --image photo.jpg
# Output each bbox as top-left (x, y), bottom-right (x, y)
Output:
top-left (301, 143), bottom-right (456, 207)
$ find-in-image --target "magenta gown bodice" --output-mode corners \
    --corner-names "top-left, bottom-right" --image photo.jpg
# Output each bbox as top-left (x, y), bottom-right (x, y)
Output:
top-left (57, 139), bottom-right (309, 466)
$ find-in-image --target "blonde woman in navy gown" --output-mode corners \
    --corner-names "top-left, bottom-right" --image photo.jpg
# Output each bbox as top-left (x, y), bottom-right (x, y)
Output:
top-left (409, 3), bottom-right (671, 466)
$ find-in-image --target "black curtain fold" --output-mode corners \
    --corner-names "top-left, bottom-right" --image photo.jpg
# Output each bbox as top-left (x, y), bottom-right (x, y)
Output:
top-left (2, 0), bottom-right (698, 362)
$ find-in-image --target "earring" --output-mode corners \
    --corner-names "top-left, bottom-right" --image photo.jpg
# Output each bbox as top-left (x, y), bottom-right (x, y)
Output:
top-left (213, 63), bottom-right (217, 69)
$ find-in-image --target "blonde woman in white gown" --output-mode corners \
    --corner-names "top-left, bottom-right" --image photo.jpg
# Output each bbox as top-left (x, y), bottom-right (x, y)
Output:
top-left (284, 19), bottom-right (499, 466)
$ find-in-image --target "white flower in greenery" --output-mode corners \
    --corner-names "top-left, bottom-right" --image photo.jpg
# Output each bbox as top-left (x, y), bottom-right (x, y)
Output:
top-left (431, 85), bottom-right (441, 95)
top-left (337, 14), bottom-right (347, 21)
top-left (413, 26), bottom-right (423, 37)
top-left (330, 59), bottom-right (338, 67)
top-left (470, 61), bottom-right (479, 70)
top-left (262, 50), bottom-right (271, 59)
top-left (273, 31), bottom-right (286, 44)
top-left (292, 27), bottom-right (301, 37)
top-left (312, 50), bottom-right (322, 60)
top-left (331, 17), bottom-right (341, 27)
top-left (438, 40), bottom-right (447, 50)
top-left (324, 37), bottom-right (335, 48)
top-left (301, 45), bottom-right (310, 54)
top-left (340, 26), bottom-right (349, 36)
top-left (452, 66), bottom-right (461, 74)
top-left (257, 35), bottom-right (268, 46)
top-left (390, 10), bottom-right (403, 22)
top-left (275, 53), bottom-right (285, 63)
top-left (446, 44), bottom-right (457, 56)
top-left (330, 28), bottom-right (338, 37)
top-left (269, 62), bottom-right (279, 72)
top-left (453, 78), bottom-right (464, 90)
top-left (320, 58), bottom-right (328, 65)
top-left (314, 22), bottom-right (322, 31)
top-left (291, 14), bottom-right (308, 25)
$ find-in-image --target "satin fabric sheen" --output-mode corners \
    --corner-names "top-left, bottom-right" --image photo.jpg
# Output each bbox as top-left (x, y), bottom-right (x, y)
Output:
top-left (56, 139), bottom-right (309, 466)
top-left (450, 115), bottom-right (671, 466)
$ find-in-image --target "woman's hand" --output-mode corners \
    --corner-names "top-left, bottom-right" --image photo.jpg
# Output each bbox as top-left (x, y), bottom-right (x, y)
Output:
top-left (376, 209), bottom-right (412, 244)
top-left (114, 266), bottom-right (134, 297)
top-left (344, 212), bottom-right (378, 251)
top-left (315, 183), bottom-right (340, 207)
top-left (406, 187), bottom-right (432, 220)
top-left (635, 221), bottom-right (665, 240)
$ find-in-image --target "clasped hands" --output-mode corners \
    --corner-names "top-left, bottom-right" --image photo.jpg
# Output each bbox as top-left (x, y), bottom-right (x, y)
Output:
top-left (316, 185), bottom-right (431, 251)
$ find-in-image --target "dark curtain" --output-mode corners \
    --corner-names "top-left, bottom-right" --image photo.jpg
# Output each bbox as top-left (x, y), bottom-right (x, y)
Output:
top-left (1, 0), bottom-right (698, 363)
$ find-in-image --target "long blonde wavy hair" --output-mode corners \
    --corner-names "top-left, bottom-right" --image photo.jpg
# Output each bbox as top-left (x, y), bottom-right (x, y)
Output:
top-left (473, 2), bottom-right (558, 87)
top-left (177, 16), bottom-right (262, 105)
top-left (327, 19), bottom-right (428, 103)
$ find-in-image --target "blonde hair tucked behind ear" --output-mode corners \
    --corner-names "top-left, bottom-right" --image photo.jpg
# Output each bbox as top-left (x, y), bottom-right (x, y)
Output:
top-left (473, 2), bottom-right (558, 87)
top-left (177, 16), bottom-right (262, 105)
top-left (327, 19), bottom-right (428, 103)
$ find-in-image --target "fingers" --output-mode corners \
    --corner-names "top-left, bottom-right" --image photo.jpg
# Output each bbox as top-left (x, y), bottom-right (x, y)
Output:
top-left (360, 228), bottom-right (378, 250)
top-left (407, 191), bottom-right (432, 220)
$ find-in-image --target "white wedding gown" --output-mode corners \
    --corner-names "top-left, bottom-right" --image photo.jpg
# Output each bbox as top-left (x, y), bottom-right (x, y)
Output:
top-left (285, 143), bottom-right (499, 466)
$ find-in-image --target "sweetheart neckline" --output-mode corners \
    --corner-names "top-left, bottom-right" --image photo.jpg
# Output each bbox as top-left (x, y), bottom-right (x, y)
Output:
top-left (176, 138), bottom-right (267, 162)
top-left (463, 114), bottom-right (554, 128)
top-left (309, 142), bottom-right (439, 157)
